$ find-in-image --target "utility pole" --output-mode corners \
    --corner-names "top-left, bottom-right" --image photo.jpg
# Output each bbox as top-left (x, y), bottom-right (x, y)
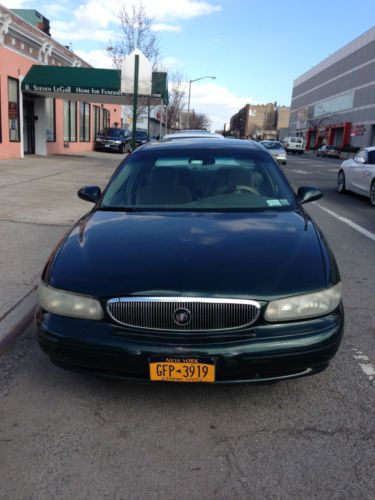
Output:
top-left (131, 54), bottom-right (139, 150)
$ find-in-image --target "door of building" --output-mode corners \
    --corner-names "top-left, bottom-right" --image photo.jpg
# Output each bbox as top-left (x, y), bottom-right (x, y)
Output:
top-left (23, 97), bottom-right (35, 154)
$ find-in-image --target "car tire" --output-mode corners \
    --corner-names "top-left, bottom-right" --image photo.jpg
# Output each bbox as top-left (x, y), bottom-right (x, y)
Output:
top-left (337, 170), bottom-right (346, 194)
top-left (119, 144), bottom-right (126, 154)
top-left (370, 179), bottom-right (375, 206)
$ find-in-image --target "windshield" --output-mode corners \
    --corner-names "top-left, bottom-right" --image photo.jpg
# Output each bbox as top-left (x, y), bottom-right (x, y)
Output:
top-left (136, 131), bottom-right (148, 140)
top-left (99, 128), bottom-right (127, 138)
top-left (100, 148), bottom-right (296, 212)
top-left (261, 141), bottom-right (284, 150)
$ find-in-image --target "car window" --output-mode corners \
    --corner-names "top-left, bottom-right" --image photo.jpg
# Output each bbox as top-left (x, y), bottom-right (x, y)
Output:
top-left (355, 150), bottom-right (368, 163)
top-left (100, 148), bottom-right (296, 212)
top-left (260, 141), bottom-right (283, 150)
top-left (368, 150), bottom-right (375, 164)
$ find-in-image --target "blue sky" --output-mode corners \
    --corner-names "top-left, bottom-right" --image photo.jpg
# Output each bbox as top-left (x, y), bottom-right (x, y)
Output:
top-left (4, 0), bottom-right (375, 130)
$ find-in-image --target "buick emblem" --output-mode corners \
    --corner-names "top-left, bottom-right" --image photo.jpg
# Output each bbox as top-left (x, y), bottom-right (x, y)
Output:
top-left (173, 308), bottom-right (191, 326)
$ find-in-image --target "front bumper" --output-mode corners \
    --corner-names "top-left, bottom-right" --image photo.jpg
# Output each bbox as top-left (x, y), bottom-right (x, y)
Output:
top-left (95, 142), bottom-right (122, 152)
top-left (35, 306), bottom-right (344, 383)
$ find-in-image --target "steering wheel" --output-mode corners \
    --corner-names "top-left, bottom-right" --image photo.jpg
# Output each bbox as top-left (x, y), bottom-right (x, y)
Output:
top-left (223, 185), bottom-right (261, 195)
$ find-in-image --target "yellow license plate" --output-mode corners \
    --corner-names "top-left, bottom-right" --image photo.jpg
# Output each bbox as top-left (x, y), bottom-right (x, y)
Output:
top-left (149, 356), bottom-right (215, 383)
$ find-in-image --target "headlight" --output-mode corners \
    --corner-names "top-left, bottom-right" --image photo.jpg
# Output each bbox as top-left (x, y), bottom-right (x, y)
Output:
top-left (37, 281), bottom-right (103, 320)
top-left (264, 282), bottom-right (342, 322)
top-left (114, 140), bottom-right (122, 144)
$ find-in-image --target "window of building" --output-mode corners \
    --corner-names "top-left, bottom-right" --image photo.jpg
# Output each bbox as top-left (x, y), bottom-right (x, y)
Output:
top-left (103, 108), bottom-right (110, 128)
top-left (79, 102), bottom-right (90, 142)
top-left (46, 98), bottom-right (56, 142)
top-left (8, 77), bottom-right (20, 142)
top-left (314, 91), bottom-right (355, 118)
top-left (93, 105), bottom-right (101, 138)
top-left (63, 101), bottom-right (77, 142)
top-left (0, 80), bottom-right (2, 143)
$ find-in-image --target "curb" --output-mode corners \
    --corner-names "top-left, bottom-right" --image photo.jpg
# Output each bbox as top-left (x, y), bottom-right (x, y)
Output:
top-left (0, 290), bottom-right (37, 355)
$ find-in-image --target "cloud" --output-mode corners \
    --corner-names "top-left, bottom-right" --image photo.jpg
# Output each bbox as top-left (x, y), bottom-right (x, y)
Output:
top-left (152, 23), bottom-right (181, 32)
top-left (161, 56), bottom-right (179, 68)
top-left (186, 81), bottom-right (258, 131)
top-left (51, 20), bottom-right (114, 42)
top-left (74, 49), bottom-right (113, 68)
top-left (135, 0), bottom-right (222, 21)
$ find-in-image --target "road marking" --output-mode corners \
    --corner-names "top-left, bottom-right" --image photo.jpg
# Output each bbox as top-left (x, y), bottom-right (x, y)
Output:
top-left (352, 347), bottom-right (375, 386)
top-left (315, 204), bottom-right (375, 242)
top-left (329, 169), bottom-right (339, 172)
top-left (291, 169), bottom-right (308, 174)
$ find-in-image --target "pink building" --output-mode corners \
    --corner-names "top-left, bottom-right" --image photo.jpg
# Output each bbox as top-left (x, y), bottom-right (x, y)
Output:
top-left (0, 6), bottom-right (121, 160)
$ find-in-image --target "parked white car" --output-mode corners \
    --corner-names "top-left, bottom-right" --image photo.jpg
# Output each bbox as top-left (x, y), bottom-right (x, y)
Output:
top-left (337, 147), bottom-right (375, 206)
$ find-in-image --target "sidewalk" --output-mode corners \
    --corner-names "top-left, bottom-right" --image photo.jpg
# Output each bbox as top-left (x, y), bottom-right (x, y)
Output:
top-left (0, 151), bottom-right (122, 352)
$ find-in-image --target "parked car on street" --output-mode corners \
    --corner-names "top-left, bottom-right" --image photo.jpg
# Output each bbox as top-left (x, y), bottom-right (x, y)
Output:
top-left (260, 140), bottom-right (287, 165)
top-left (283, 136), bottom-right (304, 155)
top-left (316, 145), bottom-right (341, 159)
top-left (95, 127), bottom-right (131, 154)
top-left (134, 129), bottom-right (149, 148)
top-left (36, 138), bottom-right (344, 384)
top-left (337, 146), bottom-right (375, 206)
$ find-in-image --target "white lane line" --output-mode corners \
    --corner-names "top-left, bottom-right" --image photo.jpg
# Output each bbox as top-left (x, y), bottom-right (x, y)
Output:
top-left (352, 347), bottom-right (375, 386)
top-left (291, 169), bottom-right (308, 174)
top-left (329, 169), bottom-right (339, 172)
top-left (315, 204), bottom-right (375, 242)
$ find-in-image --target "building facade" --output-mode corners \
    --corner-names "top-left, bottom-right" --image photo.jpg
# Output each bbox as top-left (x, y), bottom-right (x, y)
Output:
top-left (230, 103), bottom-right (289, 140)
top-left (289, 26), bottom-right (375, 150)
top-left (0, 6), bottom-right (120, 160)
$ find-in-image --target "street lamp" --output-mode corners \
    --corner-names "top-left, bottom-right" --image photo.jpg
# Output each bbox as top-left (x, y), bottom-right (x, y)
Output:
top-left (187, 75), bottom-right (216, 129)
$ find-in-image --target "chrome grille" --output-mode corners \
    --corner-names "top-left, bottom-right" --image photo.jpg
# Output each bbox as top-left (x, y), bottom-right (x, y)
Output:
top-left (106, 297), bottom-right (260, 332)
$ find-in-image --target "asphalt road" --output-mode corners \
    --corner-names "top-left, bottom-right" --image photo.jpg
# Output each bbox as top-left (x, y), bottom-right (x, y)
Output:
top-left (0, 152), bottom-right (374, 499)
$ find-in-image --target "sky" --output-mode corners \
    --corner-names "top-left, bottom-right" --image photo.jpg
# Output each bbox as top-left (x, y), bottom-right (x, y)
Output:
top-left (4, 0), bottom-right (375, 131)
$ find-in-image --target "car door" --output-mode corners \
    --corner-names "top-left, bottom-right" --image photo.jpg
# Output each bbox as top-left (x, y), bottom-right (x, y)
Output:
top-left (349, 150), bottom-right (368, 194)
top-left (360, 150), bottom-right (375, 195)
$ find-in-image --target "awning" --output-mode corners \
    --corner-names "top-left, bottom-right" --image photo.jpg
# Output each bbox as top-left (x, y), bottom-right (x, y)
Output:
top-left (21, 65), bottom-right (168, 105)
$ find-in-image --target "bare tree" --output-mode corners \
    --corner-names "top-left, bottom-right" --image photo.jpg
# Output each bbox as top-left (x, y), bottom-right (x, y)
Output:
top-left (107, 3), bottom-right (162, 129)
top-left (107, 3), bottom-right (160, 69)
top-left (189, 111), bottom-right (211, 130)
top-left (166, 71), bottom-right (187, 130)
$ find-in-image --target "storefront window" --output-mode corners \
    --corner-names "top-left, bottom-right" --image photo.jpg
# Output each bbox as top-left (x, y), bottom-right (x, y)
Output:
top-left (103, 108), bottom-right (110, 128)
top-left (46, 98), bottom-right (55, 142)
top-left (63, 101), bottom-right (77, 142)
top-left (0, 80), bottom-right (2, 143)
top-left (8, 78), bottom-right (20, 142)
top-left (94, 105), bottom-right (101, 138)
top-left (79, 102), bottom-right (90, 142)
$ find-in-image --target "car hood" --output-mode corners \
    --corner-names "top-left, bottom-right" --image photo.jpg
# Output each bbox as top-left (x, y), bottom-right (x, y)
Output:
top-left (48, 210), bottom-right (332, 300)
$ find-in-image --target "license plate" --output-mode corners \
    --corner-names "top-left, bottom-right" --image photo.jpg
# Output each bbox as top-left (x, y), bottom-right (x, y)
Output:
top-left (105, 144), bottom-right (110, 148)
top-left (149, 356), bottom-right (215, 383)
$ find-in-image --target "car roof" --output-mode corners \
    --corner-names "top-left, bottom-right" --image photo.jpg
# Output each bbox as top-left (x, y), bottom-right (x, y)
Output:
top-left (364, 146), bottom-right (375, 152)
top-left (162, 131), bottom-right (224, 141)
top-left (134, 137), bottom-right (266, 152)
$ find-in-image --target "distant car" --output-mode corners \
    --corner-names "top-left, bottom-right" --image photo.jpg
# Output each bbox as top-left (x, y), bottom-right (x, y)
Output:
top-left (337, 147), bottom-right (375, 206)
top-left (316, 145), bottom-right (341, 159)
top-left (36, 138), bottom-right (344, 384)
top-left (162, 131), bottom-right (224, 141)
top-left (134, 130), bottom-right (149, 148)
top-left (283, 136), bottom-right (304, 155)
top-left (260, 140), bottom-right (287, 165)
top-left (95, 128), bottom-right (131, 154)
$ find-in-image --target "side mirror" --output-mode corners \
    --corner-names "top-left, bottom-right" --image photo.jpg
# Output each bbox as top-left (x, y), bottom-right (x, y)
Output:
top-left (355, 156), bottom-right (365, 164)
top-left (78, 185), bottom-right (101, 203)
top-left (297, 186), bottom-right (322, 205)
